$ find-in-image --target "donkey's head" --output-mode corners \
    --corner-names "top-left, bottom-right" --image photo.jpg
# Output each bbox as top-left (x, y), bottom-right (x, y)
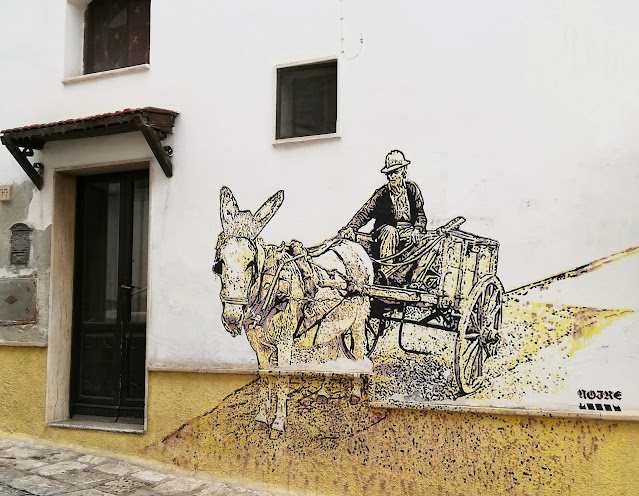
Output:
top-left (213, 186), bottom-right (284, 336)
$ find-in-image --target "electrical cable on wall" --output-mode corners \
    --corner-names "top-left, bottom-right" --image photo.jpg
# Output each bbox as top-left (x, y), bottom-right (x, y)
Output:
top-left (340, 0), bottom-right (363, 60)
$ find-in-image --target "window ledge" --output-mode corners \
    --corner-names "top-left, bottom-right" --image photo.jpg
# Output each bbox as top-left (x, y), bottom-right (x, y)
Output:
top-left (63, 64), bottom-right (150, 85)
top-left (273, 133), bottom-right (341, 146)
top-left (49, 416), bottom-right (145, 434)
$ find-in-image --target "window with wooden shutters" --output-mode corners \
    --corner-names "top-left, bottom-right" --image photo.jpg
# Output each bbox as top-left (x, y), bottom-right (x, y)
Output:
top-left (84, 0), bottom-right (150, 75)
top-left (276, 60), bottom-right (338, 140)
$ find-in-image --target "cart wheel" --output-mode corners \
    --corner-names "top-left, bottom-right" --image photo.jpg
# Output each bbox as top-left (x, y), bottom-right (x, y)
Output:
top-left (454, 275), bottom-right (504, 395)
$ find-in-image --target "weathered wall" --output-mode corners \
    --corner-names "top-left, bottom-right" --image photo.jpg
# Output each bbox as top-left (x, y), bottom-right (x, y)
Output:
top-left (1, 347), bottom-right (637, 495)
top-left (0, 180), bottom-right (50, 344)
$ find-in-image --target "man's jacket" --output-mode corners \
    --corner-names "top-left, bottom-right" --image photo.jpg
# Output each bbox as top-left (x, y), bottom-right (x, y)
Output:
top-left (345, 180), bottom-right (427, 236)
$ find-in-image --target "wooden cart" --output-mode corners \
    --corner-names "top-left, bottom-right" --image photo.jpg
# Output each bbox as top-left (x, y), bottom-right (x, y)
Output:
top-left (357, 217), bottom-right (504, 395)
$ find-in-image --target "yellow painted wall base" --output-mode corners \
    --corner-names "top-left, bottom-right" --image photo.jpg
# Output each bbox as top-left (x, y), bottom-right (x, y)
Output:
top-left (1, 346), bottom-right (638, 495)
top-left (0, 347), bottom-right (251, 458)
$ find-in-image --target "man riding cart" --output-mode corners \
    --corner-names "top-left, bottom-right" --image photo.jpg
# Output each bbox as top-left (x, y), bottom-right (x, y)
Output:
top-left (339, 149), bottom-right (435, 287)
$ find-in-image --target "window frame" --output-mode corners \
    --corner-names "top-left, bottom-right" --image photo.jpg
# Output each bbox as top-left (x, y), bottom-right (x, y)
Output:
top-left (83, 0), bottom-right (151, 75)
top-left (273, 57), bottom-right (341, 145)
top-left (63, 0), bottom-right (151, 82)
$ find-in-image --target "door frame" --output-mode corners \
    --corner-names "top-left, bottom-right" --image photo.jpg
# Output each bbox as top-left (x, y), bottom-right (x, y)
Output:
top-left (46, 159), bottom-right (151, 430)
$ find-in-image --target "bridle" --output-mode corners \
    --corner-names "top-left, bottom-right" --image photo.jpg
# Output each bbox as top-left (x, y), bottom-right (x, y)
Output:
top-left (220, 295), bottom-right (250, 305)
top-left (215, 234), bottom-right (262, 308)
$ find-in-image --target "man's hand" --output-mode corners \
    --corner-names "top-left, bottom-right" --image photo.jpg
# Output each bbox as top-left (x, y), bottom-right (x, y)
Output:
top-left (339, 227), bottom-right (356, 241)
top-left (410, 228), bottom-right (424, 244)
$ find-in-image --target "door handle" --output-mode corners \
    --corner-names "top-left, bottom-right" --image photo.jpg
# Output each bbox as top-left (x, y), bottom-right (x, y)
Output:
top-left (120, 284), bottom-right (132, 290)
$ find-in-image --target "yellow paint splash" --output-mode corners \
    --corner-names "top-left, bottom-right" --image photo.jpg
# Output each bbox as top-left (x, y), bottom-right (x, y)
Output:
top-left (568, 308), bottom-right (634, 356)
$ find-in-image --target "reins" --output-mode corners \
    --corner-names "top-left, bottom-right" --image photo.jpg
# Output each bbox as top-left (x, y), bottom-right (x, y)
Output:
top-left (368, 241), bottom-right (417, 264)
top-left (373, 235), bottom-right (444, 267)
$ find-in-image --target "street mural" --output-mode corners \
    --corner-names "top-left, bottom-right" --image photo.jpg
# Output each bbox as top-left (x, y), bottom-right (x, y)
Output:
top-left (143, 148), bottom-right (637, 488)
top-left (206, 149), bottom-right (637, 432)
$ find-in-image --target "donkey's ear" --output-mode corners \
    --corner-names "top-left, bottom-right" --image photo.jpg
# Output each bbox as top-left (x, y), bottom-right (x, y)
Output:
top-left (253, 190), bottom-right (284, 235)
top-left (220, 186), bottom-right (239, 231)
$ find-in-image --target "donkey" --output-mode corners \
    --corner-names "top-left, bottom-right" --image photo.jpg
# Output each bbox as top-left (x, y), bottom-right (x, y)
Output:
top-left (213, 186), bottom-right (373, 432)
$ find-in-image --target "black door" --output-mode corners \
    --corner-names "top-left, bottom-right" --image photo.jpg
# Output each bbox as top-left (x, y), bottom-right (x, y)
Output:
top-left (70, 170), bottom-right (149, 419)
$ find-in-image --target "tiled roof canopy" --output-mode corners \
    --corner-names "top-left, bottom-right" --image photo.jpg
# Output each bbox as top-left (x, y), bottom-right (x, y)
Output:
top-left (1, 107), bottom-right (178, 189)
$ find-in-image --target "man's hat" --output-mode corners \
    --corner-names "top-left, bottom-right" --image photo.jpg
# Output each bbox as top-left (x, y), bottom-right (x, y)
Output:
top-left (381, 149), bottom-right (411, 174)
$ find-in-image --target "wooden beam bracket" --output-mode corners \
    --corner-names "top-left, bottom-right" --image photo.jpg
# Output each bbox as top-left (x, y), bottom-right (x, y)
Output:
top-left (137, 121), bottom-right (173, 178)
top-left (1, 137), bottom-right (44, 190)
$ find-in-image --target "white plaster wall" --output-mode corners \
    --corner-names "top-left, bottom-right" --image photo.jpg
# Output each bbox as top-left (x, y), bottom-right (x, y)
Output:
top-left (1, 0), bottom-right (638, 369)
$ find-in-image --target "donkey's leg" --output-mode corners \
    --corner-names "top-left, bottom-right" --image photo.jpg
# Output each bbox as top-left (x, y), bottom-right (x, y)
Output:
top-left (247, 334), bottom-right (276, 429)
top-left (350, 376), bottom-right (364, 405)
top-left (271, 375), bottom-right (290, 435)
top-left (343, 298), bottom-right (370, 404)
top-left (271, 340), bottom-right (292, 433)
top-left (348, 297), bottom-right (370, 361)
top-left (316, 377), bottom-right (330, 404)
top-left (255, 375), bottom-right (272, 428)
top-left (266, 299), bottom-right (298, 433)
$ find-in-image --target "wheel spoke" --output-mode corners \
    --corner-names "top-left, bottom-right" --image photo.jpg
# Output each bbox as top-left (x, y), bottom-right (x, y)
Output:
top-left (469, 311), bottom-right (481, 332)
top-left (476, 292), bottom-right (485, 319)
top-left (484, 283), bottom-right (495, 302)
top-left (475, 346), bottom-right (483, 376)
top-left (484, 297), bottom-right (497, 318)
top-left (486, 303), bottom-right (501, 322)
top-left (462, 339), bottom-right (480, 378)
top-left (471, 342), bottom-right (482, 369)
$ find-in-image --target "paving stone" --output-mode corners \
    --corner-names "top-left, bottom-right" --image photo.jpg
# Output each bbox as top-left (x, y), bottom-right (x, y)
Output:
top-left (77, 454), bottom-right (108, 465)
top-left (10, 458), bottom-right (47, 471)
top-left (8, 474), bottom-right (73, 495)
top-left (128, 490), bottom-right (165, 496)
top-left (50, 469), bottom-right (113, 488)
top-left (149, 477), bottom-right (207, 494)
top-left (0, 481), bottom-right (31, 495)
top-left (38, 450), bottom-right (81, 462)
top-left (197, 484), bottom-right (233, 496)
top-left (0, 465), bottom-right (25, 479)
top-left (64, 490), bottom-right (114, 496)
top-left (130, 468), bottom-right (172, 482)
top-left (2, 446), bottom-right (45, 459)
top-left (95, 477), bottom-right (150, 494)
top-left (0, 455), bottom-right (18, 467)
top-left (198, 485), bottom-right (268, 495)
top-left (0, 439), bottom-right (18, 450)
top-left (33, 460), bottom-right (88, 476)
top-left (94, 461), bottom-right (132, 476)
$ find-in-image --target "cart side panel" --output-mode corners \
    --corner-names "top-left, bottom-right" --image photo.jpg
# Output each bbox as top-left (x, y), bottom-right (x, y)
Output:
top-left (440, 235), bottom-right (464, 299)
top-left (439, 231), bottom-right (500, 300)
top-left (460, 246), bottom-right (478, 298)
top-left (476, 243), bottom-right (499, 278)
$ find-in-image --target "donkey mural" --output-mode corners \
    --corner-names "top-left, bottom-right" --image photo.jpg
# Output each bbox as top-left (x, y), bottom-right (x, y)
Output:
top-left (213, 187), bottom-right (374, 432)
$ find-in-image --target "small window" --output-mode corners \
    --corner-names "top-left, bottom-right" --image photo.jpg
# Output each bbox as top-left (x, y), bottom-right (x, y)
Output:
top-left (84, 0), bottom-right (150, 75)
top-left (276, 60), bottom-right (338, 140)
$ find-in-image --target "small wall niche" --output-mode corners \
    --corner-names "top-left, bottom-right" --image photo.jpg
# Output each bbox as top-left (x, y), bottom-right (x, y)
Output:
top-left (10, 223), bottom-right (32, 266)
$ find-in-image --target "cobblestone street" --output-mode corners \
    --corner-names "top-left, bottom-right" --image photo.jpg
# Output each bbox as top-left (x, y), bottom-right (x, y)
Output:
top-left (0, 438), bottom-right (282, 496)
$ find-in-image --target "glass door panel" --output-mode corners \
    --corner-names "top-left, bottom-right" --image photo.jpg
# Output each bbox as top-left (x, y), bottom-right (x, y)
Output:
top-left (81, 182), bottom-right (120, 323)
